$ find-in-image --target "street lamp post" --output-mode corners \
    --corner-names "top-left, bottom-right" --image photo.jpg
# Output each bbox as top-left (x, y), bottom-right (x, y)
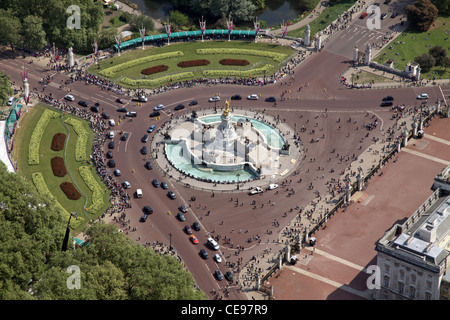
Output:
top-left (62, 212), bottom-right (77, 252)
top-left (236, 173), bottom-right (240, 190)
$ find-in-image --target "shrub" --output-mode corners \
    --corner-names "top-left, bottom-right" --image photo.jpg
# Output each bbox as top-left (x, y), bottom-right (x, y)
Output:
top-left (79, 166), bottom-right (105, 213)
top-left (64, 118), bottom-right (88, 162)
top-left (202, 64), bottom-right (273, 77)
top-left (196, 48), bottom-right (287, 62)
top-left (120, 72), bottom-right (195, 87)
top-left (177, 59), bottom-right (210, 68)
top-left (60, 182), bottom-right (81, 200)
top-left (99, 51), bottom-right (184, 78)
top-left (51, 156), bottom-right (67, 177)
top-left (51, 133), bottom-right (66, 151)
top-left (219, 59), bottom-right (249, 66)
top-left (141, 65), bottom-right (169, 75)
top-left (28, 109), bottom-right (60, 165)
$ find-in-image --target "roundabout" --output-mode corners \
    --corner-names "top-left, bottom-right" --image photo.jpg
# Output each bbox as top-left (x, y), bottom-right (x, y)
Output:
top-left (151, 100), bottom-right (302, 192)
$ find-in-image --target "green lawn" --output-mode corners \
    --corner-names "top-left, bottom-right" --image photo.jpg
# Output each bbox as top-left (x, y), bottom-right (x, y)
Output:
top-left (373, 16), bottom-right (450, 79)
top-left (89, 40), bottom-right (295, 88)
top-left (14, 104), bottom-right (111, 230)
top-left (287, 0), bottom-right (356, 38)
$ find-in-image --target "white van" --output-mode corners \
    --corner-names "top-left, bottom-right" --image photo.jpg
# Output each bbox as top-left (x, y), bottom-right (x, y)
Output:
top-left (7, 97), bottom-right (15, 106)
top-left (108, 131), bottom-right (114, 139)
top-left (207, 237), bottom-right (219, 250)
top-left (136, 189), bottom-right (143, 198)
top-left (109, 119), bottom-right (115, 127)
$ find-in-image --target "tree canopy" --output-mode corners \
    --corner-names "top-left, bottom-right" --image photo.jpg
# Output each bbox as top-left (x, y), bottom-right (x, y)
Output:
top-left (0, 162), bottom-right (206, 300)
top-left (406, 0), bottom-right (439, 31)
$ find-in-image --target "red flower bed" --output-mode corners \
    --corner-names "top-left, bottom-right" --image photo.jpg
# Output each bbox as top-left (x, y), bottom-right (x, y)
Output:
top-left (60, 182), bottom-right (81, 200)
top-left (51, 133), bottom-right (66, 151)
top-left (141, 65), bottom-right (169, 75)
top-left (51, 156), bottom-right (67, 177)
top-left (219, 59), bottom-right (249, 66)
top-left (177, 59), bottom-right (210, 68)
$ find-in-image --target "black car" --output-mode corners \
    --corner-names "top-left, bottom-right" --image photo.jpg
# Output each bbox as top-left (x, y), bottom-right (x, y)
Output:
top-left (117, 107), bottom-right (127, 113)
top-left (149, 111), bottom-right (160, 117)
top-left (152, 179), bottom-right (159, 187)
top-left (168, 191), bottom-right (176, 199)
top-left (189, 100), bottom-right (198, 106)
top-left (102, 112), bottom-right (110, 119)
top-left (120, 133), bottom-right (129, 141)
top-left (107, 159), bottom-right (115, 168)
top-left (140, 214), bottom-right (148, 222)
top-left (225, 271), bottom-right (233, 281)
top-left (108, 141), bottom-right (115, 149)
top-left (382, 96), bottom-right (394, 101)
top-left (380, 101), bottom-right (393, 107)
top-left (141, 146), bottom-right (147, 155)
top-left (231, 94), bottom-right (242, 100)
top-left (145, 161), bottom-right (152, 170)
top-left (391, 12), bottom-right (398, 18)
top-left (90, 106), bottom-right (99, 113)
top-left (200, 249), bottom-right (209, 259)
top-left (106, 151), bottom-right (113, 158)
top-left (141, 134), bottom-right (149, 143)
top-left (265, 96), bottom-right (276, 102)
top-left (143, 205), bottom-right (153, 214)
top-left (78, 101), bottom-right (89, 107)
top-left (215, 270), bottom-right (224, 281)
top-left (174, 104), bottom-right (185, 111)
top-left (193, 221), bottom-right (201, 231)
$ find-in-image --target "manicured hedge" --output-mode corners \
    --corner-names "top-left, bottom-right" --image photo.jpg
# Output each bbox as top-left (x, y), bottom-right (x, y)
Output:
top-left (79, 166), bottom-right (105, 213)
top-left (196, 48), bottom-right (287, 62)
top-left (28, 109), bottom-right (60, 165)
top-left (51, 156), bottom-right (67, 177)
top-left (219, 59), bottom-right (249, 66)
top-left (141, 65), bottom-right (169, 75)
top-left (60, 182), bottom-right (81, 200)
top-left (177, 59), bottom-right (210, 68)
top-left (99, 51), bottom-right (184, 78)
top-left (202, 64), bottom-right (273, 77)
top-left (120, 72), bottom-right (195, 87)
top-left (51, 133), bottom-right (66, 151)
top-left (64, 118), bottom-right (88, 162)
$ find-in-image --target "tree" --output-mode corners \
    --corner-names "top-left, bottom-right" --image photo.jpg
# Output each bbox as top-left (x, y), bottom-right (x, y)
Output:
top-left (431, 0), bottom-right (450, 15)
top-left (0, 72), bottom-right (13, 107)
top-left (0, 10), bottom-right (22, 50)
top-left (414, 53), bottom-right (436, 72)
top-left (169, 10), bottom-right (189, 28)
top-left (129, 13), bottom-right (155, 34)
top-left (22, 15), bottom-right (47, 51)
top-left (429, 45), bottom-right (447, 65)
top-left (406, 0), bottom-right (439, 31)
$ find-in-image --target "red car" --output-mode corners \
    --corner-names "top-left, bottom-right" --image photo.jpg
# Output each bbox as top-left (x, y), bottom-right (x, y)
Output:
top-left (359, 13), bottom-right (368, 19)
top-left (116, 98), bottom-right (125, 104)
top-left (190, 235), bottom-right (199, 244)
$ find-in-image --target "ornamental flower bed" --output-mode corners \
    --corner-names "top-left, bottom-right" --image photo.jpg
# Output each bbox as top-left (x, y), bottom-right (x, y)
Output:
top-left (120, 72), bottom-right (195, 87)
top-left (196, 48), bottom-right (287, 63)
top-left (141, 65), bottom-right (169, 75)
top-left (177, 59), bottom-right (210, 68)
top-left (28, 109), bottom-right (60, 165)
top-left (79, 166), bottom-right (105, 213)
top-left (51, 156), bottom-right (67, 177)
top-left (202, 64), bottom-right (273, 78)
top-left (60, 182), bottom-right (81, 200)
top-left (51, 133), bottom-right (66, 151)
top-left (219, 59), bottom-right (249, 66)
top-left (64, 118), bottom-right (88, 162)
top-left (99, 51), bottom-right (184, 78)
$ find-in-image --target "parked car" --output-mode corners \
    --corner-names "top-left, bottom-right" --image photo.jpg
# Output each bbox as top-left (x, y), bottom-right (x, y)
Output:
top-left (380, 13), bottom-right (387, 20)
top-left (152, 179), bottom-right (159, 187)
top-left (126, 111), bottom-right (137, 117)
top-left (215, 270), bottom-right (224, 281)
top-left (268, 183), bottom-right (278, 190)
top-left (193, 221), bottom-right (201, 231)
top-left (390, 12), bottom-right (398, 18)
top-left (189, 100), bottom-right (198, 106)
top-left (141, 134), bottom-right (149, 143)
top-left (106, 151), bottom-right (113, 158)
top-left (78, 101), bottom-right (89, 107)
top-left (184, 225), bottom-right (193, 235)
top-left (154, 104), bottom-right (165, 111)
top-left (64, 94), bottom-right (75, 101)
top-left (147, 125), bottom-right (156, 133)
top-left (382, 96), bottom-right (394, 101)
top-left (174, 104), bottom-right (185, 111)
top-left (140, 214), bottom-right (149, 222)
top-left (161, 182), bottom-right (168, 189)
top-left (102, 112), bottom-right (110, 119)
top-left (116, 98), bottom-right (125, 104)
top-left (179, 204), bottom-right (188, 213)
top-left (109, 119), bottom-right (115, 127)
top-left (143, 205), bottom-right (153, 214)
top-left (359, 12), bottom-right (368, 19)
top-left (200, 249), bottom-right (209, 259)
top-left (149, 111), bottom-right (160, 117)
top-left (209, 96), bottom-right (220, 102)
top-left (145, 161), bottom-right (152, 170)
top-left (107, 159), bottom-right (115, 168)
top-left (225, 271), bottom-right (233, 281)
top-left (117, 107), bottom-right (127, 112)
top-left (247, 94), bottom-right (258, 100)
top-left (177, 212), bottom-right (185, 221)
top-left (120, 132), bottom-right (129, 141)
top-left (141, 146), bottom-right (147, 155)
top-left (265, 96), bottom-right (276, 102)
top-left (108, 141), bottom-right (115, 149)
top-left (122, 181), bottom-right (131, 189)
top-left (417, 93), bottom-right (429, 99)
top-left (190, 235), bottom-right (199, 244)
top-left (380, 101), bottom-right (393, 107)
top-left (90, 105), bottom-right (99, 112)
top-left (168, 191), bottom-right (176, 199)
top-left (113, 169), bottom-right (121, 176)
top-left (231, 94), bottom-right (241, 100)
top-left (214, 253), bottom-right (222, 263)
